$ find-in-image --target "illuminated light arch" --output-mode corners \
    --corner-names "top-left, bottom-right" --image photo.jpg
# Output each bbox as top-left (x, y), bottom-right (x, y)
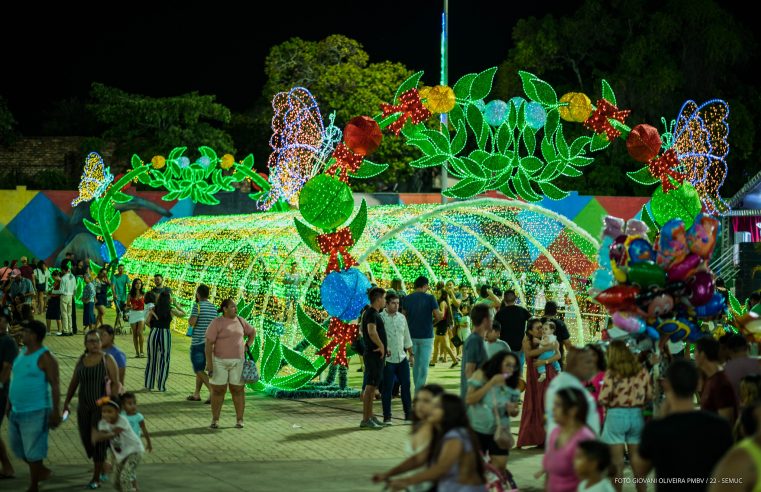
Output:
top-left (123, 197), bottom-right (598, 390)
top-left (355, 198), bottom-right (600, 340)
top-left (437, 216), bottom-right (524, 303)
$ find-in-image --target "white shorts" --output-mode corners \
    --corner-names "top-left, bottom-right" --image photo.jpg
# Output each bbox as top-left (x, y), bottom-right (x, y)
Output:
top-left (210, 357), bottom-right (244, 386)
top-left (128, 311), bottom-right (145, 325)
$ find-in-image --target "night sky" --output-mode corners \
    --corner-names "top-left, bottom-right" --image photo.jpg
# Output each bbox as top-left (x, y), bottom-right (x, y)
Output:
top-left (1, 0), bottom-right (584, 134)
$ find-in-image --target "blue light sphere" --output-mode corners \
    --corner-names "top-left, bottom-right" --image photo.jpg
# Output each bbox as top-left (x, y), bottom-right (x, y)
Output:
top-left (483, 100), bottom-right (509, 127)
top-left (198, 156), bottom-right (211, 168)
top-left (320, 267), bottom-right (372, 321)
top-left (100, 240), bottom-right (126, 263)
top-left (525, 102), bottom-right (547, 129)
top-left (509, 97), bottom-right (526, 111)
top-left (178, 156), bottom-right (191, 168)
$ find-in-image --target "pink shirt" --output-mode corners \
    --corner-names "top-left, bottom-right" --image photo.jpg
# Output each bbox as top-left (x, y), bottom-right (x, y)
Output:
top-left (205, 316), bottom-right (255, 359)
top-left (542, 425), bottom-right (596, 492)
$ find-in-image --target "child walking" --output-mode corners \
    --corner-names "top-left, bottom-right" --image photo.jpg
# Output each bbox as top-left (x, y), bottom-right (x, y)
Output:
top-left (92, 397), bottom-right (144, 492)
top-left (121, 393), bottom-right (152, 452)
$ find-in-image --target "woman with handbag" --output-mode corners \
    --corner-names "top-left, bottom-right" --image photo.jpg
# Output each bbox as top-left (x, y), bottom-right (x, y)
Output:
top-left (432, 282), bottom-right (459, 369)
top-left (205, 299), bottom-right (256, 429)
top-left (465, 350), bottom-right (521, 487)
top-left (63, 330), bottom-right (121, 490)
top-left (144, 291), bottom-right (186, 392)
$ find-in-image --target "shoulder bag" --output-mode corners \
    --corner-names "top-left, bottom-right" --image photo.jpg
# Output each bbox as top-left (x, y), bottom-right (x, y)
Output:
top-left (238, 316), bottom-right (260, 384)
top-left (493, 391), bottom-right (514, 450)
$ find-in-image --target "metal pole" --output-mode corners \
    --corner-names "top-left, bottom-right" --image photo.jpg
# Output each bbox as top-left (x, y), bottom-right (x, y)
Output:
top-left (440, 0), bottom-right (449, 203)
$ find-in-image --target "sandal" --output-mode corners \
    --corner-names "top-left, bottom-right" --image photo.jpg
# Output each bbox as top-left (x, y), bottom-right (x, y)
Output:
top-left (210, 421), bottom-right (219, 429)
top-left (186, 395), bottom-right (201, 401)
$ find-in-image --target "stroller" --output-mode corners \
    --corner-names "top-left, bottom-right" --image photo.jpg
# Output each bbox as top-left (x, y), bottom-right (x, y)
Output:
top-left (483, 454), bottom-right (518, 492)
top-left (113, 297), bottom-right (128, 335)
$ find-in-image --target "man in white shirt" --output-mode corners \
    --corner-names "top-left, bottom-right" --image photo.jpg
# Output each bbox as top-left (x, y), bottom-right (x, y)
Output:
top-left (379, 291), bottom-right (413, 425)
top-left (58, 263), bottom-right (77, 336)
top-left (544, 346), bottom-right (600, 445)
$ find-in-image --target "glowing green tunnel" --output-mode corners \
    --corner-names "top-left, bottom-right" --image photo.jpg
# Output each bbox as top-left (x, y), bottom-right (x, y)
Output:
top-left (122, 198), bottom-right (601, 390)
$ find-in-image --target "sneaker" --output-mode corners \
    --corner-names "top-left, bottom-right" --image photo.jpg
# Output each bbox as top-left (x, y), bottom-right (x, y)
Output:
top-left (56, 332), bottom-right (64, 336)
top-left (360, 419), bottom-right (384, 430)
top-left (382, 418), bottom-right (393, 426)
top-left (371, 416), bottom-right (384, 426)
top-left (356, 367), bottom-right (363, 372)
top-left (449, 361), bottom-right (459, 368)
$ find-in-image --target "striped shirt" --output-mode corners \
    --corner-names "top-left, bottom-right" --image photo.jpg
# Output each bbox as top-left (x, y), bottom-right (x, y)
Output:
top-left (190, 300), bottom-right (217, 346)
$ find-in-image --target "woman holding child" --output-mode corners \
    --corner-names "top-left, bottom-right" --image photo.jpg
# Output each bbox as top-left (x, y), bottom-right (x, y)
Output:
top-left (516, 318), bottom-right (561, 448)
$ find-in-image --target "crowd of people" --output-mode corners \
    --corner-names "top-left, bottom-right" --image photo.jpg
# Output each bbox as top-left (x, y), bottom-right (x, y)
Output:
top-left (5, 252), bottom-right (761, 491)
top-left (364, 275), bottom-right (761, 491)
top-left (0, 252), bottom-right (258, 491)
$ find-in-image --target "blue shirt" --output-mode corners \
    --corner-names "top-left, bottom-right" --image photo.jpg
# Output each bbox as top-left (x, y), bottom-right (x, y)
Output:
top-left (104, 346), bottom-right (127, 369)
top-left (402, 291), bottom-right (439, 339)
top-left (123, 412), bottom-right (144, 437)
top-left (9, 346), bottom-right (51, 412)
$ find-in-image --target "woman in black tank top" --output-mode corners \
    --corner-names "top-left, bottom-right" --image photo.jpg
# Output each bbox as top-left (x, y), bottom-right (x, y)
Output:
top-left (62, 330), bottom-right (120, 489)
top-left (144, 291), bottom-right (186, 391)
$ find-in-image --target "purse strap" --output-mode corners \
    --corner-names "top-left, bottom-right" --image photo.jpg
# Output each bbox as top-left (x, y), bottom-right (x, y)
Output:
top-left (491, 389), bottom-right (503, 428)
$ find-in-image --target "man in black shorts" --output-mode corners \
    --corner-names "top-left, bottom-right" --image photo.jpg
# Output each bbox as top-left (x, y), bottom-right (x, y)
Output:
top-left (360, 287), bottom-right (388, 430)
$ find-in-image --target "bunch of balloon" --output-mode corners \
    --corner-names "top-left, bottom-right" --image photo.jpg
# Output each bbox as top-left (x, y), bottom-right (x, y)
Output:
top-left (591, 213), bottom-right (725, 343)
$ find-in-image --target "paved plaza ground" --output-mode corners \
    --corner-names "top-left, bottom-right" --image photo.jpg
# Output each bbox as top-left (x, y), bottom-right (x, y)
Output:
top-left (5, 311), bottom-right (639, 491)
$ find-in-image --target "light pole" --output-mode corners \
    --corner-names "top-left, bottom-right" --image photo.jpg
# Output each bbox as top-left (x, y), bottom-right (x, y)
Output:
top-left (440, 0), bottom-right (449, 203)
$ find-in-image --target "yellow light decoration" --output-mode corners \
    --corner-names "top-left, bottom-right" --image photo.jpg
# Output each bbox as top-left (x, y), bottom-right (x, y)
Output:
top-left (559, 92), bottom-right (593, 123)
top-left (422, 85), bottom-right (456, 114)
top-left (220, 153), bottom-right (236, 170)
top-left (151, 155), bottom-right (166, 169)
top-left (72, 152), bottom-right (114, 206)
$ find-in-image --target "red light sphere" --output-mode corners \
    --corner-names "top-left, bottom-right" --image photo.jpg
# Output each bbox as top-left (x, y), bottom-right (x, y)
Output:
top-left (343, 116), bottom-right (382, 156)
top-left (626, 124), bottom-right (662, 163)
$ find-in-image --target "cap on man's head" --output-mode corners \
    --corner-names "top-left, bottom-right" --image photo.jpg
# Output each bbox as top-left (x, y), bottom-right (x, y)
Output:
top-left (20, 256), bottom-right (28, 262)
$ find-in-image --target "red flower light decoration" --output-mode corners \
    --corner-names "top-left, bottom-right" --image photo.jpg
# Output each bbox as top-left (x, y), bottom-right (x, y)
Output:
top-left (648, 149), bottom-right (686, 193)
top-left (627, 124), bottom-right (662, 163)
top-left (380, 88), bottom-right (432, 135)
top-left (344, 116), bottom-right (383, 156)
top-left (317, 317), bottom-right (358, 366)
top-left (326, 143), bottom-right (364, 183)
top-left (316, 227), bottom-right (358, 273)
top-left (584, 99), bottom-right (631, 140)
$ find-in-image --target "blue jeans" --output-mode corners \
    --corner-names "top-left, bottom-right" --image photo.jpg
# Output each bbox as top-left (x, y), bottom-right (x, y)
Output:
top-left (8, 409), bottom-right (50, 462)
top-left (382, 358), bottom-right (412, 419)
top-left (190, 343), bottom-right (206, 373)
top-left (602, 407), bottom-right (645, 444)
top-left (411, 338), bottom-right (434, 391)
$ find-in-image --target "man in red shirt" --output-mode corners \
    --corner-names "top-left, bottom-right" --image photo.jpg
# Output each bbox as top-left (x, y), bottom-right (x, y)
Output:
top-left (696, 337), bottom-right (737, 423)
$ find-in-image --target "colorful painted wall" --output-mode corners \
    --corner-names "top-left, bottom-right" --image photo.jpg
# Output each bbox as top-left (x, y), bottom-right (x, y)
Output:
top-left (0, 185), bottom-right (648, 264)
